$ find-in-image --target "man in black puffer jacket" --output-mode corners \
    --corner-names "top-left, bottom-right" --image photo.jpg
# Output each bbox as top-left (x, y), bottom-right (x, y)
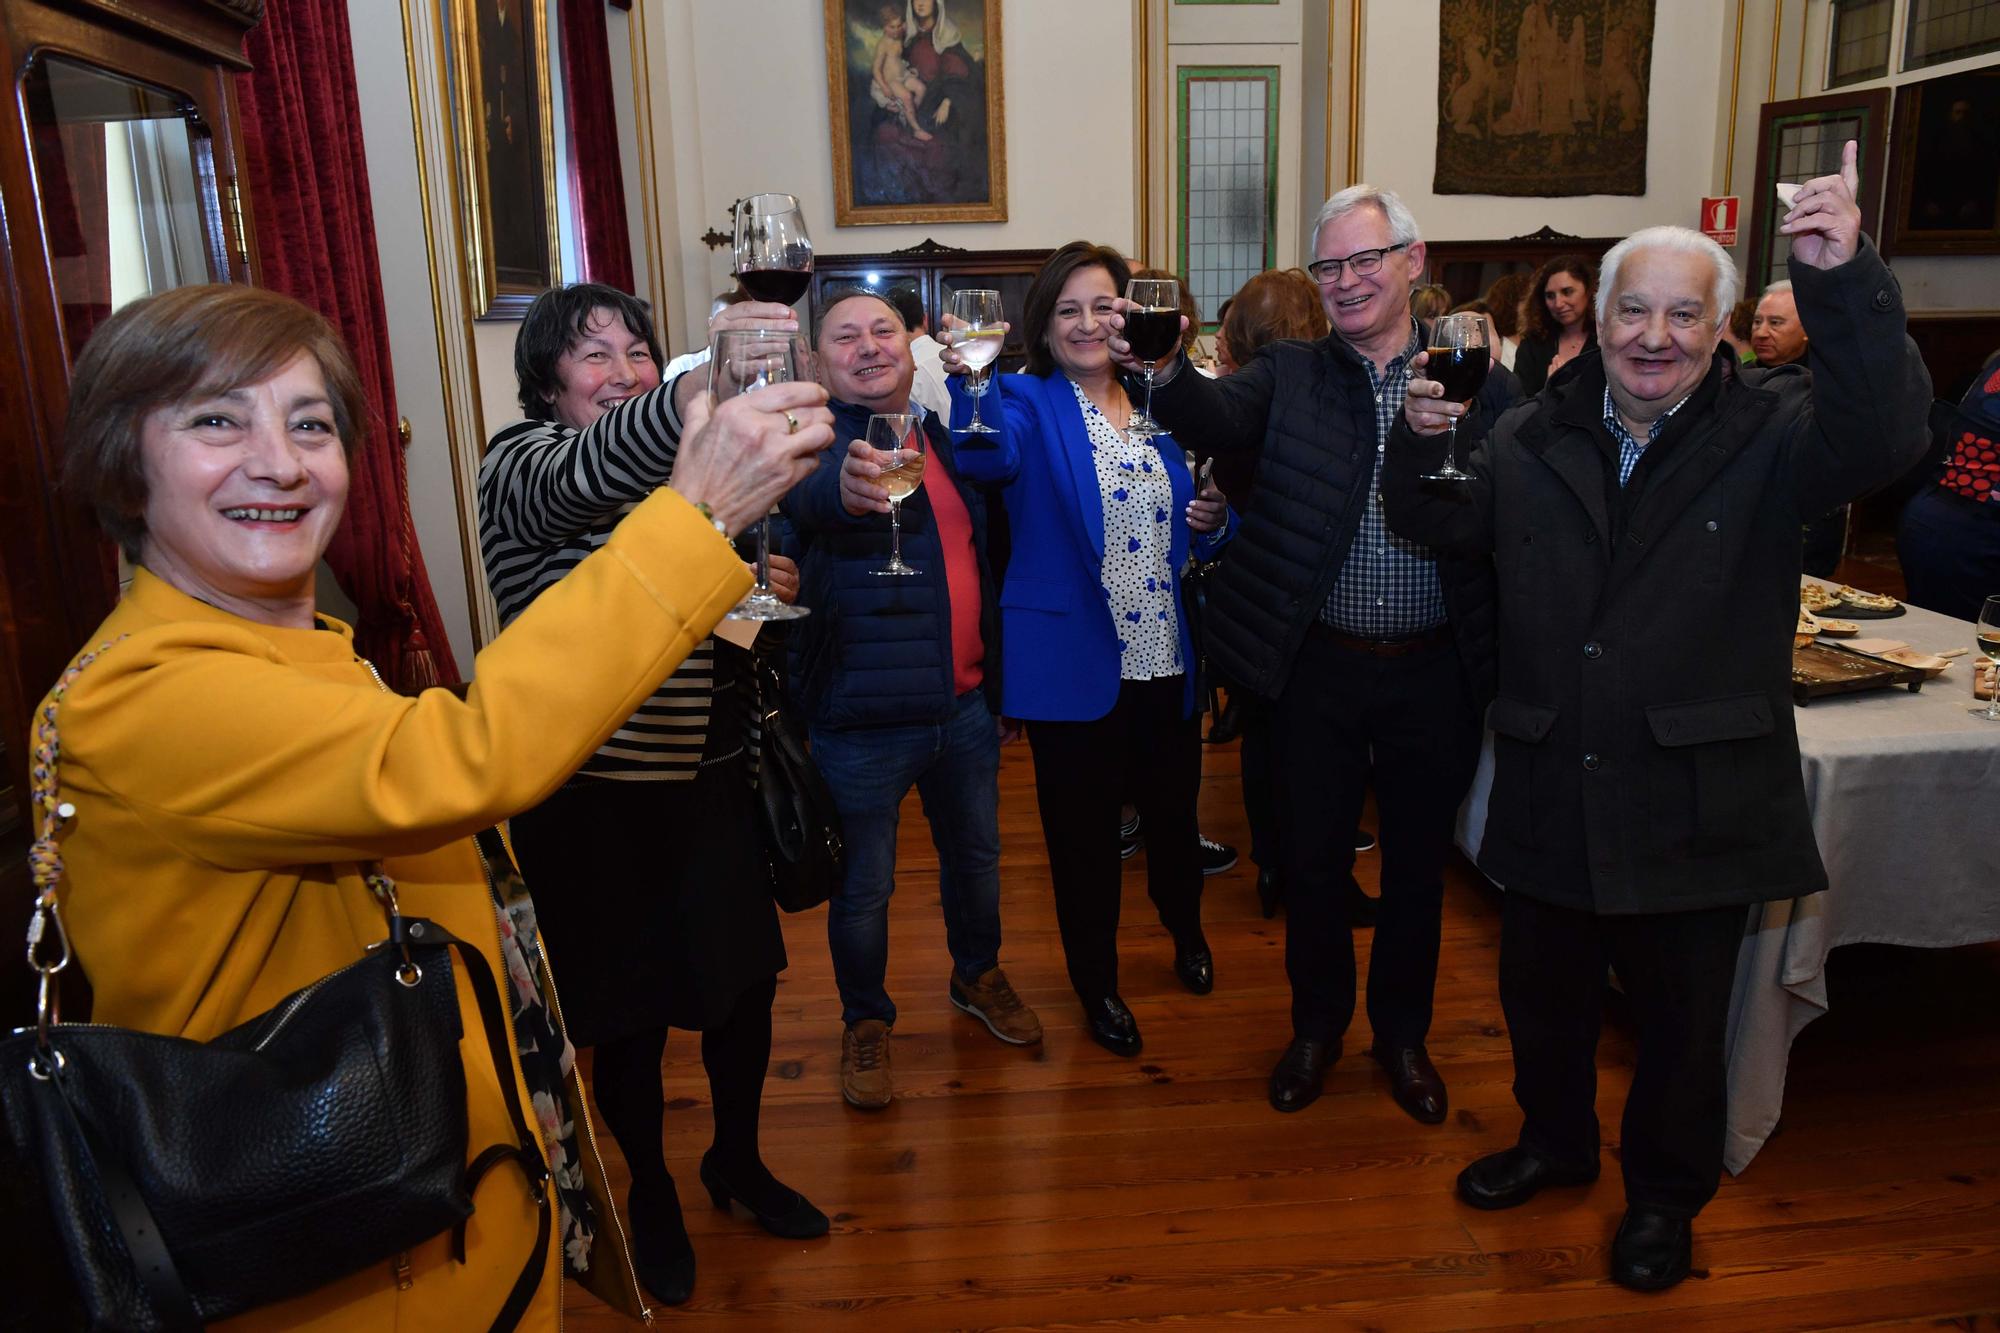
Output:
top-left (1115, 185), bottom-right (1515, 1127)
top-left (784, 290), bottom-right (1040, 1113)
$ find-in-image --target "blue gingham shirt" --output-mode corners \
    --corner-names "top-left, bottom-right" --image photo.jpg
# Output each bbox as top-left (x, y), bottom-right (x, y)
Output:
top-left (1322, 321), bottom-right (1447, 637)
top-left (1603, 385), bottom-right (1694, 486)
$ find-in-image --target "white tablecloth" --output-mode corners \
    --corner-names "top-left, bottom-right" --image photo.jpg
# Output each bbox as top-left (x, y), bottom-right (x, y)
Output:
top-left (1455, 590), bottom-right (2000, 1174)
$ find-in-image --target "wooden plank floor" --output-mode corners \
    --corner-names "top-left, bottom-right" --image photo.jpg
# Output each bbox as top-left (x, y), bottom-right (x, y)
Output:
top-left (564, 730), bottom-right (2000, 1330)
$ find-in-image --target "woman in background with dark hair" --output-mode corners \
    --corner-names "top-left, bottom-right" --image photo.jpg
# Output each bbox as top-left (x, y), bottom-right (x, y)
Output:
top-left (933, 242), bottom-right (1226, 1057)
top-left (479, 283), bottom-right (826, 1309)
top-left (1513, 254), bottom-right (1597, 395)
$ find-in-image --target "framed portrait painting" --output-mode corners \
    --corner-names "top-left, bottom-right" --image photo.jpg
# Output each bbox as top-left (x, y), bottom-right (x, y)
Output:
top-left (1882, 66), bottom-right (2000, 258)
top-left (823, 0), bottom-right (1007, 225)
top-left (446, 0), bottom-right (561, 317)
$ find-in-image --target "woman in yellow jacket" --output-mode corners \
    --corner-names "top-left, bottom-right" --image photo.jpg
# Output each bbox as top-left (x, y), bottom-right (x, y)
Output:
top-left (38, 284), bottom-right (831, 1329)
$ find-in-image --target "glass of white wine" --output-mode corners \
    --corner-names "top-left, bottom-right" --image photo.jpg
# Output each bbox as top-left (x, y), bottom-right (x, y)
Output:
top-left (948, 288), bottom-right (1004, 434)
top-left (868, 413), bottom-right (925, 576)
top-left (712, 329), bottom-right (810, 621)
top-left (1973, 594), bottom-right (2000, 721)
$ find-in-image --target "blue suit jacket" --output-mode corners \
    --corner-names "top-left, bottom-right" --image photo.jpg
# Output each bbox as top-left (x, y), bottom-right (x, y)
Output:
top-left (949, 371), bottom-right (1222, 722)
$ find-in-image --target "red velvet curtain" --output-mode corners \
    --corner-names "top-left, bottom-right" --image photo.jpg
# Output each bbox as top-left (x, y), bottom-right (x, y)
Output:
top-left (237, 0), bottom-right (459, 690)
top-left (560, 0), bottom-right (635, 290)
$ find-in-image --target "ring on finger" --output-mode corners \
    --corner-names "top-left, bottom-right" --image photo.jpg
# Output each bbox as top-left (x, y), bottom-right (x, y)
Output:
top-left (784, 410), bottom-right (800, 435)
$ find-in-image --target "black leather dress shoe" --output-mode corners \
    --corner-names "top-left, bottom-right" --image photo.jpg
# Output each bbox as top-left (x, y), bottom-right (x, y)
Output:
top-left (1370, 1043), bottom-right (1447, 1124)
top-left (1612, 1208), bottom-right (1693, 1291)
top-left (1082, 994), bottom-right (1142, 1056)
top-left (1268, 1037), bottom-right (1333, 1112)
top-left (1256, 869), bottom-right (1282, 919)
top-left (1173, 935), bottom-right (1215, 995)
top-left (1455, 1145), bottom-right (1599, 1211)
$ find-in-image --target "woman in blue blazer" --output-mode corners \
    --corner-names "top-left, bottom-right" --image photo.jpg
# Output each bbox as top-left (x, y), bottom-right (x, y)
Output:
top-left (943, 241), bottom-right (1227, 1057)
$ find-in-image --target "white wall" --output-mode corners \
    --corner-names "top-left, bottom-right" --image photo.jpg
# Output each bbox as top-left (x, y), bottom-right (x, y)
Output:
top-left (1356, 0), bottom-right (1728, 247)
top-left (643, 0), bottom-right (1139, 346)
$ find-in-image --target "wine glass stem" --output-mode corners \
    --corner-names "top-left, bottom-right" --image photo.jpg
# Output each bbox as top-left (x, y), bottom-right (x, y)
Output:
top-left (755, 516), bottom-right (773, 594)
top-left (968, 373), bottom-right (984, 429)
top-left (1142, 363), bottom-right (1156, 424)
top-left (1987, 662), bottom-right (2000, 719)
top-left (1446, 419), bottom-right (1460, 472)
top-left (889, 499), bottom-right (903, 567)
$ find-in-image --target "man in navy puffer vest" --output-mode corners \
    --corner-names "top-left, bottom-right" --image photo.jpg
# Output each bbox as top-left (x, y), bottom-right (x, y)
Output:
top-left (783, 289), bottom-right (1040, 1111)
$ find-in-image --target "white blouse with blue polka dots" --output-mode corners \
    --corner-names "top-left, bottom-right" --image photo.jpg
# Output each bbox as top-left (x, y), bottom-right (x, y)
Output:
top-left (1069, 379), bottom-right (1181, 681)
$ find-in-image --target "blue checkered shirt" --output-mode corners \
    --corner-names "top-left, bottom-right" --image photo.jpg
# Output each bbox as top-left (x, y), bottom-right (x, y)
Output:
top-left (1322, 321), bottom-right (1447, 636)
top-left (1603, 385), bottom-right (1694, 486)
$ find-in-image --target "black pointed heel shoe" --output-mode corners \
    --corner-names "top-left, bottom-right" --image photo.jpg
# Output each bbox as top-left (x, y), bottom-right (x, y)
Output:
top-left (627, 1178), bottom-right (696, 1306)
top-left (698, 1151), bottom-right (830, 1240)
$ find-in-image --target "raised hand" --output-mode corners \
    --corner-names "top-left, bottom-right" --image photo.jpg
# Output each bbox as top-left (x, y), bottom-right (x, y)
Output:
top-left (668, 380), bottom-right (832, 534)
top-left (1780, 138), bottom-right (1863, 270)
top-left (839, 438), bottom-right (895, 516)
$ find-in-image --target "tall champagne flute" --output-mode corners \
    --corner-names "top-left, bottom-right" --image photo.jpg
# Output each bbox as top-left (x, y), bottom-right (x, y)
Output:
top-left (867, 413), bottom-right (925, 576)
top-left (1420, 311), bottom-right (1491, 483)
top-left (1123, 277), bottom-right (1181, 439)
top-left (948, 288), bottom-right (1004, 434)
top-left (1973, 595), bottom-right (2000, 721)
top-left (712, 328), bottom-right (809, 621)
top-left (734, 193), bottom-right (813, 308)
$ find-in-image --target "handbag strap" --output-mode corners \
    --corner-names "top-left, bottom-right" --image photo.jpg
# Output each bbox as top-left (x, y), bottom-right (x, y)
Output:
top-left (51, 1072), bottom-right (203, 1331)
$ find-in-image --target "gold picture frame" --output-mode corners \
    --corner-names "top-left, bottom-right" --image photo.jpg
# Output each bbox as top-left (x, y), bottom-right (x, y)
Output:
top-left (445, 0), bottom-right (561, 318)
top-left (823, 0), bottom-right (1007, 226)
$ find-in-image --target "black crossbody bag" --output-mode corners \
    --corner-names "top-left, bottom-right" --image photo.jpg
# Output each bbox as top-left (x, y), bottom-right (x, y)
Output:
top-left (0, 642), bottom-right (551, 1331)
top-left (749, 651), bottom-right (845, 913)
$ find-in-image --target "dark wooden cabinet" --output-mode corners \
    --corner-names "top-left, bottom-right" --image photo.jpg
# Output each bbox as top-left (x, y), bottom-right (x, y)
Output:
top-left (810, 238), bottom-right (1054, 373)
top-left (1424, 226), bottom-right (1618, 309)
top-left (0, 0), bottom-right (259, 998)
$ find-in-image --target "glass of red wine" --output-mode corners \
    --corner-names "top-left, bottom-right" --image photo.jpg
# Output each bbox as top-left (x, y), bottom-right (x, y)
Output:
top-left (734, 193), bottom-right (813, 308)
top-left (1420, 312), bottom-right (1490, 483)
top-left (1124, 278), bottom-right (1182, 439)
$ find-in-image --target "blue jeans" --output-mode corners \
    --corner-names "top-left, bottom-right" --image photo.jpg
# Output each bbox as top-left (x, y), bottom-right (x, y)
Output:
top-left (810, 691), bottom-right (1003, 1026)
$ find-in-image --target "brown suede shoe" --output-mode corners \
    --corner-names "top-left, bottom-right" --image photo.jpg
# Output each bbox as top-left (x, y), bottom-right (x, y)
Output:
top-left (840, 1019), bottom-right (893, 1109)
top-left (950, 966), bottom-right (1043, 1045)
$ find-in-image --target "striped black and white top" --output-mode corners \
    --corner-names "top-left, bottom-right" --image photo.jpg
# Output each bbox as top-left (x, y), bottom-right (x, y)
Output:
top-left (478, 381), bottom-right (727, 782)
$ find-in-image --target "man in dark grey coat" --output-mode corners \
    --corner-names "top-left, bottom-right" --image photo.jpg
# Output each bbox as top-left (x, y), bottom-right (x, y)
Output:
top-left (1383, 142), bottom-right (1931, 1292)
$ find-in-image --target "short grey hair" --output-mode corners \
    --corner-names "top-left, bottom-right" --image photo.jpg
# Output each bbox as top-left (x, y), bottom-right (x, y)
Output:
top-left (1310, 184), bottom-right (1421, 260)
top-left (1594, 225), bottom-right (1741, 328)
top-left (1760, 279), bottom-right (1795, 298)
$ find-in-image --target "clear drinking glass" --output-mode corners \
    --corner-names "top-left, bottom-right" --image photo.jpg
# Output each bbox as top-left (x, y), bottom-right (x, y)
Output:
top-left (711, 328), bottom-right (810, 621)
top-left (948, 288), bottom-right (1004, 434)
top-left (1123, 277), bottom-right (1180, 439)
top-left (867, 413), bottom-right (925, 576)
top-left (1420, 311), bottom-right (1492, 483)
top-left (1973, 595), bottom-right (2000, 721)
top-left (733, 193), bottom-right (813, 308)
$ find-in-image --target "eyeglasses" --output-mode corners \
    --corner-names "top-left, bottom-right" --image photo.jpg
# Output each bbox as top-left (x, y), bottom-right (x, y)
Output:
top-left (1307, 243), bottom-right (1409, 284)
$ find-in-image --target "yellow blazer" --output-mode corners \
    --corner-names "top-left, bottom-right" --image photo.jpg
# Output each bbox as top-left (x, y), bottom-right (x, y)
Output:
top-left (41, 490), bottom-right (749, 1330)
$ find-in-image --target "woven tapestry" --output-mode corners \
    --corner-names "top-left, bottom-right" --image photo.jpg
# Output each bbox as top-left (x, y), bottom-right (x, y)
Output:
top-left (1434, 0), bottom-right (1655, 197)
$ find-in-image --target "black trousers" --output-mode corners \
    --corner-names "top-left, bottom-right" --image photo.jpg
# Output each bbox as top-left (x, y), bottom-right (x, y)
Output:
top-left (1274, 625), bottom-right (1480, 1049)
top-left (1028, 676), bottom-right (1204, 999)
top-left (1500, 891), bottom-right (1748, 1217)
top-left (1236, 686), bottom-right (1280, 873)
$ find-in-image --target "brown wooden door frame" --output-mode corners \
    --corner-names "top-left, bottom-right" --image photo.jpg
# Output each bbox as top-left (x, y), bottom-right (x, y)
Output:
top-left (0, 0), bottom-right (257, 1002)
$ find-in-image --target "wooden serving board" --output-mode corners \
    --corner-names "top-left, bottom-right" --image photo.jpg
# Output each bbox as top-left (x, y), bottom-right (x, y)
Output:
top-left (1791, 641), bottom-right (1926, 703)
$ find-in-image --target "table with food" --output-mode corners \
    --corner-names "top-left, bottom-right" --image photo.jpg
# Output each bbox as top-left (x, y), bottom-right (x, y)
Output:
top-left (1455, 578), bottom-right (2000, 1173)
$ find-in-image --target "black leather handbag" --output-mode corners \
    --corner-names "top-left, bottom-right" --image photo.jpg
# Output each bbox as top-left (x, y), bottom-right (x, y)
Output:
top-left (0, 645), bottom-right (550, 1332)
top-left (750, 653), bottom-right (845, 913)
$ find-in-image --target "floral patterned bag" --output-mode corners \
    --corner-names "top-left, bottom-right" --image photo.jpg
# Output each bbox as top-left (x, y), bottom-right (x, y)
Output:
top-left (474, 827), bottom-right (653, 1323)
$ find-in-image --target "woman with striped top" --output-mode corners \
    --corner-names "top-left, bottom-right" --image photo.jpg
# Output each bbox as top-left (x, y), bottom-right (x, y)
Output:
top-left (478, 284), bottom-right (825, 1308)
